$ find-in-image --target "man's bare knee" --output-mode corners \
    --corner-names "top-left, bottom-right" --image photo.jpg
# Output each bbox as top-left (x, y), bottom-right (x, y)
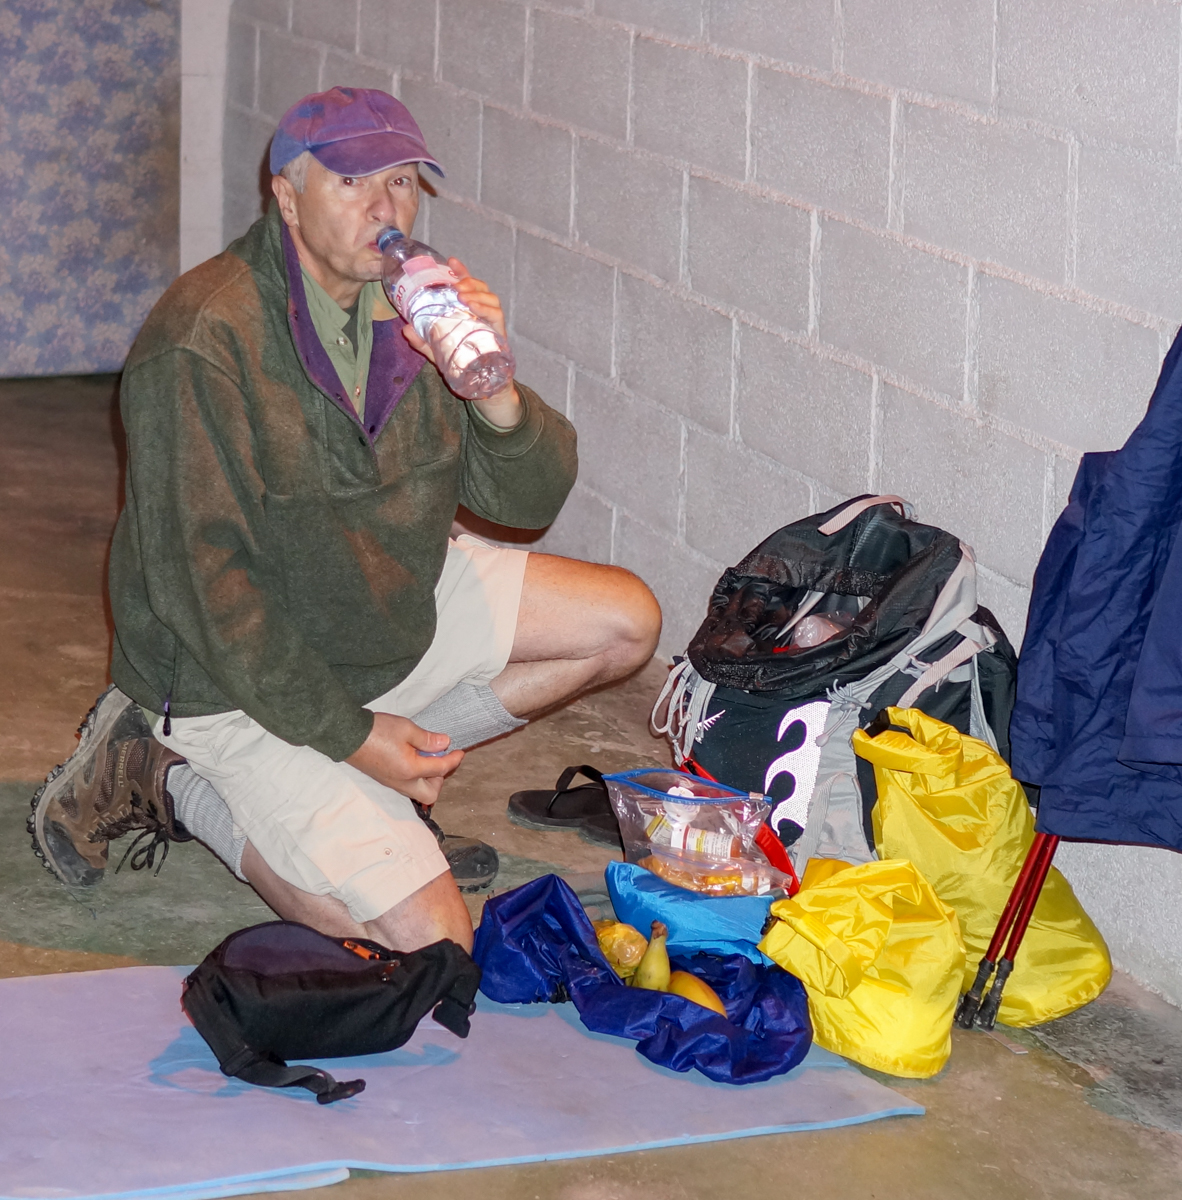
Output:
top-left (243, 844), bottom-right (472, 954)
top-left (599, 567), bottom-right (662, 678)
top-left (363, 871), bottom-right (474, 954)
top-left (501, 555), bottom-right (663, 712)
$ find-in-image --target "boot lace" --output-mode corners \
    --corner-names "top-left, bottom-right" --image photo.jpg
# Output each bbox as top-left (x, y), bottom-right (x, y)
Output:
top-left (92, 794), bottom-right (174, 877)
top-left (114, 827), bottom-right (173, 876)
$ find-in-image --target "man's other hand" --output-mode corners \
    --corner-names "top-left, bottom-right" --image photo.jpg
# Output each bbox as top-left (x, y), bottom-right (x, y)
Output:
top-left (345, 713), bottom-right (464, 805)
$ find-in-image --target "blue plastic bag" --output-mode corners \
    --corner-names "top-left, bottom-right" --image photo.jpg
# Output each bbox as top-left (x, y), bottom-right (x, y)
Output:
top-left (606, 861), bottom-right (775, 965)
top-left (473, 875), bottom-right (812, 1084)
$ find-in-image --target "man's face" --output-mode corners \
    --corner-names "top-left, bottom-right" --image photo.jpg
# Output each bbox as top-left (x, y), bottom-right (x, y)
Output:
top-left (272, 156), bottom-right (421, 303)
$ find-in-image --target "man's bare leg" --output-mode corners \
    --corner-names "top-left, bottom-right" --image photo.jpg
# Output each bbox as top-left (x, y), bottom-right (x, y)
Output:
top-left (241, 842), bottom-right (473, 953)
top-left (490, 553), bottom-right (662, 717)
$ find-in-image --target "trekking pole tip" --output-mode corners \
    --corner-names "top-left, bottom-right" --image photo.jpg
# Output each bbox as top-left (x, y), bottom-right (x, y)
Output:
top-left (955, 958), bottom-right (995, 1029)
top-left (977, 958), bottom-right (1014, 1031)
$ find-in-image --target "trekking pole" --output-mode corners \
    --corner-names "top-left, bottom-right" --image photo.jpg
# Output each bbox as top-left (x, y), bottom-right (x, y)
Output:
top-left (955, 832), bottom-right (1057, 1029)
top-left (975, 834), bottom-right (1060, 1030)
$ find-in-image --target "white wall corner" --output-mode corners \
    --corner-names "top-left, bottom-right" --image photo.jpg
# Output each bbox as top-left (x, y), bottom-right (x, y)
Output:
top-left (180, 0), bottom-right (235, 273)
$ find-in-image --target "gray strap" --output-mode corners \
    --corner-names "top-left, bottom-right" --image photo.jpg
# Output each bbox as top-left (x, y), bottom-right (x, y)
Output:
top-left (817, 495), bottom-right (909, 536)
top-left (897, 637), bottom-right (984, 709)
top-left (650, 660), bottom-right (715, 765)
top-left (914, 547), bottom-right (982, 643)
top-left (968, 655), bottom-right (999, 751)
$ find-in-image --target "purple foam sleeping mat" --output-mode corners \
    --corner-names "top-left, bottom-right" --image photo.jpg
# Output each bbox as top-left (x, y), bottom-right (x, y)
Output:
top-left (0, 966), bottom-right (922, 1199)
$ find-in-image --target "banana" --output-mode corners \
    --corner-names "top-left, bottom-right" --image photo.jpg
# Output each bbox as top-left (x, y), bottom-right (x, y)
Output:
top-left (593, 920), bottom-right (649, 979)
top-left (667, 970), bottom-right (728, 1017)
top-left (630, 920), bottom-right (671, 991)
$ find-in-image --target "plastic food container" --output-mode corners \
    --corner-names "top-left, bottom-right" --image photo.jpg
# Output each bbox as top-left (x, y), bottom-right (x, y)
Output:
top-left (603, 768), bottom-right (793, 897)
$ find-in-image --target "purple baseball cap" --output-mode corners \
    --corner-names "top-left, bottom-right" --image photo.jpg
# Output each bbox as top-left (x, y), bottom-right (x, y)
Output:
top-left (269, 86), bottom-right (444, 178)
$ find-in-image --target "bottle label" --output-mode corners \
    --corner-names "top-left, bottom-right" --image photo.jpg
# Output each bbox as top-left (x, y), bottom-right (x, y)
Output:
top-left (393, 255), bottom-right (458, 316)
top-left (668, 826), bottom-right (738, 859)
top-left (644, 811), bottom-right (739, 858)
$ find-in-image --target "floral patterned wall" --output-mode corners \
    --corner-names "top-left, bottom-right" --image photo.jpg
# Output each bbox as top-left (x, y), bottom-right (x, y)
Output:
top-left (0, 0), bottom-right (179, 377)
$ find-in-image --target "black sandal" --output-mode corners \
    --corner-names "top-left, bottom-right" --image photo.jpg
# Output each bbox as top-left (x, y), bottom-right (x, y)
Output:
top-left (507, 765), bottom-right (613, 833)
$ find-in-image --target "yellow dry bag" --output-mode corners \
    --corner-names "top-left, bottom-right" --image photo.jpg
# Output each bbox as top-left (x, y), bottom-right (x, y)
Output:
top-left (758, 859), bottom-right (965, 1078)
top-left (852, 707), bottom-right (1110, 1027)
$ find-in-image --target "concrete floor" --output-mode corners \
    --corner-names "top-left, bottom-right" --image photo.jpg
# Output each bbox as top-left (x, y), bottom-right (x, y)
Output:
top-left (3, 375), bottom-right (1182, 1199)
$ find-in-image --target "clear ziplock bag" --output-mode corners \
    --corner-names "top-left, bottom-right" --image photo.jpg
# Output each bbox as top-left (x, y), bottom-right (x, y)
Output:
top-left (603, 768), bottom-right (792, 897)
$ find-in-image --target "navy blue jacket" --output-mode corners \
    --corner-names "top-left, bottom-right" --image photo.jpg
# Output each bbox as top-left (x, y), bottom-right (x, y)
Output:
top-left (1011, 329), bottom-right (1182, 849)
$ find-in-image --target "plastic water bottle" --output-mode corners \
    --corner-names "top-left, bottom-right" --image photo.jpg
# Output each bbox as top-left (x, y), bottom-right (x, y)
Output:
top-left (377, 227), bottom-right (515, 401)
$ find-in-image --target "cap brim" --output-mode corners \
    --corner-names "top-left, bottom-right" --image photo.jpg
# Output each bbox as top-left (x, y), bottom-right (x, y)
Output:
top-left (312, 131), bottom-right (444, 178)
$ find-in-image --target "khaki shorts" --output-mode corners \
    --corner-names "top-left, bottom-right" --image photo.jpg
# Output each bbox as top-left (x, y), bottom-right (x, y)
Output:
top-left (154, 536), bottom-right (529, 922)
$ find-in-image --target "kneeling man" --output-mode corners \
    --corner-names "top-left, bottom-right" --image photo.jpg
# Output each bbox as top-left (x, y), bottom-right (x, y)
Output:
top-left (30, 87), bottom-right (660, 955)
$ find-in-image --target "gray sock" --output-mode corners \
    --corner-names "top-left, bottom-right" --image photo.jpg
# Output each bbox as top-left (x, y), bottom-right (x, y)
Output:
top-left (167, 764), bottom-right (248, 882)
top-left (412, 682), bottom-right (526, 749)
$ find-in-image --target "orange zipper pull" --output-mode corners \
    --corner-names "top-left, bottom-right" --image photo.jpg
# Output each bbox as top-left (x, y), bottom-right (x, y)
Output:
top-left (342, 939), bottom-right (382, 961)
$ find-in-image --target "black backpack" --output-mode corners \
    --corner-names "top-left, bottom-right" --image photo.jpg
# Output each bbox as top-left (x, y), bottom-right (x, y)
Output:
top-left (652, 495), bottom-right (1018, 871)
top-left (182, 921), bottom-right (482, 1104)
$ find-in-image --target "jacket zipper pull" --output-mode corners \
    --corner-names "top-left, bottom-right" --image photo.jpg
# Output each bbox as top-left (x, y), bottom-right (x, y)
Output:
top-left (162, 694), bottom-right (171, 737)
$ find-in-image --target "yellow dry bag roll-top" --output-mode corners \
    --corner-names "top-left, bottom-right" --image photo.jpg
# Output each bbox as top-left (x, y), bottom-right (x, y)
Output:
top-left (758, 860), bottom-right (965, 1078)
top-left (851, 706), bottom-right (1111, 1027)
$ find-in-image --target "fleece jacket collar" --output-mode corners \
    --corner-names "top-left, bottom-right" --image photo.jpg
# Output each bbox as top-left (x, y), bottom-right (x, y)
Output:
top-left (280, 218), bottom-right (424, 443)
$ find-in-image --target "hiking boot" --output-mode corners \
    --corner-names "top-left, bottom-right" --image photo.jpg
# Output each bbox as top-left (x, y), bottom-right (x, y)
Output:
top-left (413, 801), bottom-right (499, 892)
top-left (28, 686), bottom-right (193, 888)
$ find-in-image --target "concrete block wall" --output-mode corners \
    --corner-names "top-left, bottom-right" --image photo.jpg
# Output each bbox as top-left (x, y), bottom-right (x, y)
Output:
top-left (222, 0), bottom-right (1182, 1002)
top-left (222, 0), bottom-right (1180, 650)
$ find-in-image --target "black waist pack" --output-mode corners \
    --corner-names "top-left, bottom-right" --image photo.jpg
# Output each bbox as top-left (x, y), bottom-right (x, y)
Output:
top-left (181, 921), bottom-right (482, 1105)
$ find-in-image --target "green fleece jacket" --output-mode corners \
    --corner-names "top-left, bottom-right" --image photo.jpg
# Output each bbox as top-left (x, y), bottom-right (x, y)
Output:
top-left (109, 207), bottom-right (577, 761)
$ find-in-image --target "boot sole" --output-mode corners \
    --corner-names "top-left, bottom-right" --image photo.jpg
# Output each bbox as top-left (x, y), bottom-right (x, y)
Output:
top-left (449, 851), bottom-right (500, 893)
top-left (28, 685), bottom-right (131, 888)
